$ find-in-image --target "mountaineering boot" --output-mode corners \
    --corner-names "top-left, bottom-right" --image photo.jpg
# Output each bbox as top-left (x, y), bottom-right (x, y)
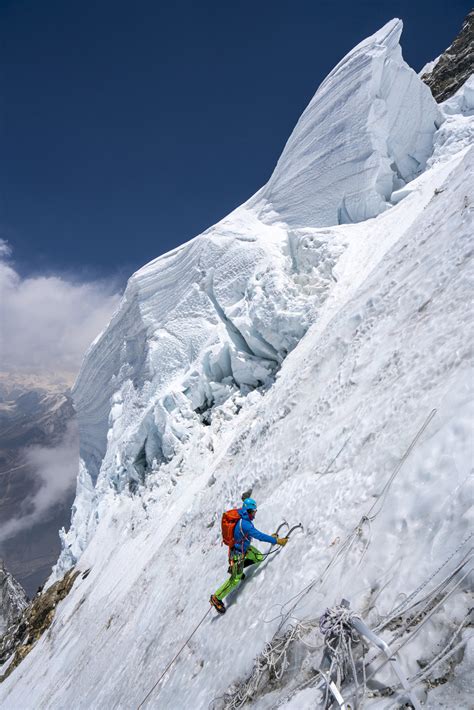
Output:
top-left (210, 594), bottom-right (226, 614)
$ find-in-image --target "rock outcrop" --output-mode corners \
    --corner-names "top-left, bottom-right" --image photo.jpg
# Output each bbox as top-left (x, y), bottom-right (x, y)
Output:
top-left (422, 11), bottom-right (474, 102)
top-left (0, 562), bottom-right (27, 636)
top-left (0, 568), bottom-right (79, 681)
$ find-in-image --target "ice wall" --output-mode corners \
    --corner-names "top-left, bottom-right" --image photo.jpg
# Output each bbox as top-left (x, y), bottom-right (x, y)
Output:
top-left (256, 19), bottom-right (442, 226)
top-left (66, 208), bottom-right (344, 566)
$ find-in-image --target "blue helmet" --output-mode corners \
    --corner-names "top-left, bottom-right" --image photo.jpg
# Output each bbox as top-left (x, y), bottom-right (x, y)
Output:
top-left (243, 497), bottom-right (257, 511)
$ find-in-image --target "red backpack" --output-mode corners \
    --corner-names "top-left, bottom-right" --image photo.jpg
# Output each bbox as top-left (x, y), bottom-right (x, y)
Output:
top-left (221, 508), bottom-right (241, 547)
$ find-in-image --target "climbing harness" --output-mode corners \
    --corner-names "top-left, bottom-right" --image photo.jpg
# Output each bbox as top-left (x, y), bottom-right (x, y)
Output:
top-left (139, 407), bottom-right (443, 708)
top-left (137, 520), bottom-right (298, 708)
top-left (218, 408), bottom-right (470, 709)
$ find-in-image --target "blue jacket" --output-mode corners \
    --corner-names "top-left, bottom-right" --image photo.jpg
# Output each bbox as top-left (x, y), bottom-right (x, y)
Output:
top-left (233, 508), bottom-right (277, 553)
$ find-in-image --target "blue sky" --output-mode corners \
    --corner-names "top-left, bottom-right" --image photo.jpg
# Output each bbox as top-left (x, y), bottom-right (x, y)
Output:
top-left (1, 0), bottom-right (470, 282)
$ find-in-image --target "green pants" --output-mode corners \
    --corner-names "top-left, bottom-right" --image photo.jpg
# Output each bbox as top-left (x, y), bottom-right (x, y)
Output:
top-left (214, 545), bottom-right (264, 600)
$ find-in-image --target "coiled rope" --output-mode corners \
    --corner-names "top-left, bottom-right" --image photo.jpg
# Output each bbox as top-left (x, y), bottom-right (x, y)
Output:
top-left (319, 604), bottom-right (363, 707)
top-left (213, 619), bottom-right (320, 710)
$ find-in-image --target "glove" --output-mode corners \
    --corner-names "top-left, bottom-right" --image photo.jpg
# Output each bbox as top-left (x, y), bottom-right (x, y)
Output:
top-left (276, 537), bottom-right (288, 547)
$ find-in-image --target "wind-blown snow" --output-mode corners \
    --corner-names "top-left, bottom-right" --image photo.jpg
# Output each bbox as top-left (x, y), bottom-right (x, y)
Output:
top-left (1, 19), bottom-right (472, 710)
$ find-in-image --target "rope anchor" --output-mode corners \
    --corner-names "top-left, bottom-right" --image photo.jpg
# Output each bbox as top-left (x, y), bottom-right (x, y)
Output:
top-left (317, 599), bottom-right (422, 710)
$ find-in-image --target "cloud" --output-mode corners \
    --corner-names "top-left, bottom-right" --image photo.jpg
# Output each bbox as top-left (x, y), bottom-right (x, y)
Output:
top-left (0, 421), bottom-right (79, 543)
top-left (0, 241), bottom-right (122, 382)
top-left (0, 241), bottom-right (123, 545)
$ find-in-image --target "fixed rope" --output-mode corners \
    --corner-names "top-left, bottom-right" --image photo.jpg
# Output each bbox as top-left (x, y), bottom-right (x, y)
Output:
top-left (215, 619), bottom-right (320, 710)
top-left (136, 608), bottom-right (211, 710)
top-left (140, 409), bottom-right (439, 708)
top-left (274, 408), bottom-right (437, 630)
top-left (137, 522), bottom-right (302, 708)
top-left (364, 408), bottom-right (437, 522)
top-left (377, 532), bottom-right (473, 630)
top-left (316, 433), bottom-right (352, 477)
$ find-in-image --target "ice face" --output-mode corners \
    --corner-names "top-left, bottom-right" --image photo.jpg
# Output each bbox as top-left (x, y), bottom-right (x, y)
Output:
top-left (66, 20), bottom-right (443, 545)
top-left (256, 19), bottom-right (442, 226)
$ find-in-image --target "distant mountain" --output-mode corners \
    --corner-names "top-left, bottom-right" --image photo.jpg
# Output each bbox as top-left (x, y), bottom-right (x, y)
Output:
top-left (0, 560), bottom-right (27, 636)
top-left (0, 374), bottom-right (77, 596)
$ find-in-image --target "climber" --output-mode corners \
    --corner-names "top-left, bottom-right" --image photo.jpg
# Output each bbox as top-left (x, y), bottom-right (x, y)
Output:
top-left (210, 497), bottom-right (288, 614)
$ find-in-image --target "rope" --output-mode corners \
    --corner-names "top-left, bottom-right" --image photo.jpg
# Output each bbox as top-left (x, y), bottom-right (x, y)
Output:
top-left (409, 610), bottom-right (473, 683)
top-left (365, 408), bottom-right (437, 522)
top-left (213, 619), bottom-right (320, 710)
top-left (258, 522), bottom-right (304, 559)
top-left (319, 605), bottom-right (362, 707)
top-left (275, 408), bottom-right (437, 630)
top-left (138, 521), bottom-right (302, 709)
top-left (363, 566), bottom-right (473, 686)
top-left (377, 533), bottom-right (473, 630)
top-left (221, 555), bottom-right (470, 710)
top-left (316, 433), bottom-right (352, 476)
top-left (136, 608), bottom-right (211, 709)
top-left (363, 616), bottom-right (473, 707)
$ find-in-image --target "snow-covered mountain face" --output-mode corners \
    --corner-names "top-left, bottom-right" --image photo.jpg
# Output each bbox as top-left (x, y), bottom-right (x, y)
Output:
top-left (1, 17), bottom-right (473, 710)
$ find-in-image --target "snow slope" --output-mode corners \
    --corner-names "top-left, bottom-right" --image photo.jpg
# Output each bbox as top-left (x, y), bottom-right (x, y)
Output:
top-left (1, 19), bottom-right (473, 710)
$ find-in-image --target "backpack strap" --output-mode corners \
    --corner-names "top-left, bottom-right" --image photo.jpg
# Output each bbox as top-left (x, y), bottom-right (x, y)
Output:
top-left (238, 518), bottom-right (249, 555)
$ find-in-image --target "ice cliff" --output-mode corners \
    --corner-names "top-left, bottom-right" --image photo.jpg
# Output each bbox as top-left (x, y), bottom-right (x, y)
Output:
top-left (60, 19), bottom-right (442, 570)
top-left (255, 18), bottom-right (441, 226)
top-left (1, 17), bottom-right (472, 710)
